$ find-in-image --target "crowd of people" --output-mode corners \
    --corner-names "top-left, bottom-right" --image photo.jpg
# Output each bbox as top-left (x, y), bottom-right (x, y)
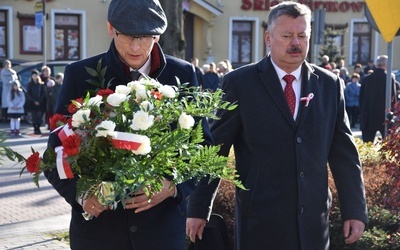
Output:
top-left (190, 57), bottom-right (233, 93)
top-left (317, 54), bottom-right (400, 142)
top-left (0, 59), bottom-right (64, 136)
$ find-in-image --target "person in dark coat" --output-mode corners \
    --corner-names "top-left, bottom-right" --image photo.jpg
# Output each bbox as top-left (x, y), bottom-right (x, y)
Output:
top-left (49, 73), bottom-right (63, 113)
top-left (202, 62), bottom-right (220, 93)
top-left (191, 57), bottom-right (204, 87)
top-left (186, 2), bottom-right (368, 250)
top-left (44, 1), bottom-right (211, 250)
top-left (26, 70), bottom-right (46, 134)
top-left (359, 55), bottom-right (400, 142)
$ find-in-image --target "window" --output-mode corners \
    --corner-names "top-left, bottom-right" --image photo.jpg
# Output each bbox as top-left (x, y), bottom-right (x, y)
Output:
top-left (231, 21), bottom-right (252, 68)
top-left (54, 14), bottom-right (80, 60)
top-left (352, 22), bottom-right (371, 65)
top-left (0, 10), bottom-right (7, 58)
top-left (18, 15), bottom-right (42, 55)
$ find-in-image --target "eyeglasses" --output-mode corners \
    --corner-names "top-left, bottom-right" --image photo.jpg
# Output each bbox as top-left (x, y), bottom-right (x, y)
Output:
top-left (114, 30), bottom-right (155, 46)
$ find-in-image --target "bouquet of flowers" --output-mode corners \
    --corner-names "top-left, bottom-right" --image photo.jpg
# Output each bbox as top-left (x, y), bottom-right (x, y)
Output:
top-left (21, 68), bottom-right (243, 208)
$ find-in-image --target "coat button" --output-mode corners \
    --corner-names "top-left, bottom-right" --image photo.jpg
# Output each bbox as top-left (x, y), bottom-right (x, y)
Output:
top-left (298, 206), bottom-right (304, 214)
top-left (296, 137), bottom-right (302, 143)
top-left (299, 172), bottom-right (304, 178)
top-left (130, 225), bottom-right (138, 233)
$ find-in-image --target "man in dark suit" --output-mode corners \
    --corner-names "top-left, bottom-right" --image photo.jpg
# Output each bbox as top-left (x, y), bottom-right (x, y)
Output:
top-left (44, 1), bottom-right (211, 249)
top-left (186, 2), bottom-right (368, 249)
top-left (359, 55), bottom-right (400, 142)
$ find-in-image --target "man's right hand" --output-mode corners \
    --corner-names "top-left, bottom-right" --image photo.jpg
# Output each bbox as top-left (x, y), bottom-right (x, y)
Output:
top-left (82, 196), bottom-right (107, 218)
top-left (186, 217), bottom-right (207, 243)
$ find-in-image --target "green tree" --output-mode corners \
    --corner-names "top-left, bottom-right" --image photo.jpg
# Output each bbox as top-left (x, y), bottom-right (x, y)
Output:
top-left (318, 27), bottom-right (346, 64)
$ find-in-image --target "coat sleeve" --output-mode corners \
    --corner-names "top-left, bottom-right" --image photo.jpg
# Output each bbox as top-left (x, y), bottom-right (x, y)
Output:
top-left (328, 76), bottom-right (368, 225)
top-left (43, 64), bottom-right (84, 212)
top-left (187, 72), bottom-right (240, 220)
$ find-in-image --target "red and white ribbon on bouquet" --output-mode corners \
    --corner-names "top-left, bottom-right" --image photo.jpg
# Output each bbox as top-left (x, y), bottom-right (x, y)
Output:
top-left (55, 146), bottom-right (74, 179)
top-left (57, 124), bottom-right (75, 141)
top-left (111, 132), bottom-right (145, 152)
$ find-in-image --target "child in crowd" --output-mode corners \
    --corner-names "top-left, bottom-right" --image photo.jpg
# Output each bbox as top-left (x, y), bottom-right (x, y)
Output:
top-left (7, 80), bottom-right (25, 136)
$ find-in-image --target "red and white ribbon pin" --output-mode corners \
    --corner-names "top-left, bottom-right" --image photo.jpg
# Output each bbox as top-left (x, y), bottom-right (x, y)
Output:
top-left (300, 93), bottom-right (314, 107)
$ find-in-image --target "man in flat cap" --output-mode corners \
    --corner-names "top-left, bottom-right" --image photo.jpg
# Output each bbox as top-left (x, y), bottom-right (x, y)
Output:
top-left (44, 0), bottom-right (211, 249)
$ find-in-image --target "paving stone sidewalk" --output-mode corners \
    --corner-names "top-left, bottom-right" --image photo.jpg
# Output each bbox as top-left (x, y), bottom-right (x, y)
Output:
top-left (0, 121), bottom-right (71, 249)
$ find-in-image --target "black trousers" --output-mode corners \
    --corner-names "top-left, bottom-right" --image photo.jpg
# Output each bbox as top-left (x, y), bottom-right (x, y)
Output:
top-left (345, 106), bottom-right (359, 128)
top-left (361, 127), bottom-right (386, 143)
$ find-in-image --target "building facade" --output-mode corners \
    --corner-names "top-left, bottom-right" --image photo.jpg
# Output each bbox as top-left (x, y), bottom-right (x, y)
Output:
top-left (1, 0), bottom-right (399, 72)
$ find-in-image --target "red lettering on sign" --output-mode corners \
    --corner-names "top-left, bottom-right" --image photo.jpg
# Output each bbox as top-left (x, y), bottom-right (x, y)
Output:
top-left (254, 0), bottom-right (264, 10)
top-left (339, 1), bottom-right (350, 12)
top-left (351, 2), bottom-right (364, 12)
top-left (271, 0), bottom-right (280, 7)
top-left (242, 0), bottom-right (364, 13)
top-left (325, 2), bottom-right (340, 12)
top-left (241, 0), bottom-right (252, 10)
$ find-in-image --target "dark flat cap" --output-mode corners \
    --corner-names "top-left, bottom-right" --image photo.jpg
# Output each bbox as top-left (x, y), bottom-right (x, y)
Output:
top-left (108, 0), bottom-right (167, 36)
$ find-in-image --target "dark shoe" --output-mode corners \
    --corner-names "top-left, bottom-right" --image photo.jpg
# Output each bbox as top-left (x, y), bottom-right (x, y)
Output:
top-left (10, 130), bottom-right (15, 136)
top-left (15, 130), bottom-right (21, 136)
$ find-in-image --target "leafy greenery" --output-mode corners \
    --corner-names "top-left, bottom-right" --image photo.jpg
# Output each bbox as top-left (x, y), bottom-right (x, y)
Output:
top-left (0, 131), bottom-right (25, 166)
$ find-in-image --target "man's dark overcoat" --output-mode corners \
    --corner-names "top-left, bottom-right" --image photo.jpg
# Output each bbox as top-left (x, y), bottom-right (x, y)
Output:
top-left (44, 41), bottom-right (211, 250)
top-left (359, 68), bottom-right (399, 135)
top-left (189, 56), bottom-right (368, 249)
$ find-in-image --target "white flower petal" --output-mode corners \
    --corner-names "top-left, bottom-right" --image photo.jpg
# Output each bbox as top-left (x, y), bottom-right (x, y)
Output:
top-left (178, 112), bottom-right (195, 129)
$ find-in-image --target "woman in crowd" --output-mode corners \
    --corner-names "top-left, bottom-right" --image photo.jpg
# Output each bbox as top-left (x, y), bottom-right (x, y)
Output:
top-left (26, 70), bottom-right (46, 134)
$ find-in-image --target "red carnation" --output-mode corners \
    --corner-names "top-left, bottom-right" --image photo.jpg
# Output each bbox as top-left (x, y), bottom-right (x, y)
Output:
top-left (97, 88), bottom-right (114, 97)
top-left (151, 90), bottom-right (163, 100)
top-left (49, 113), bottom-right (69, 131)
top-left (62, 134), bottom-right (82, 156)
top-left (68, 98), bottom-right (83, 114)
top-left (26, 152), bottom-right (41, 173)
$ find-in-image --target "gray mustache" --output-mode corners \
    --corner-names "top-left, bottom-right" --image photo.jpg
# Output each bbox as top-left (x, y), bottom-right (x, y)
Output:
top-left (287, 47), bottom-right (302, 53)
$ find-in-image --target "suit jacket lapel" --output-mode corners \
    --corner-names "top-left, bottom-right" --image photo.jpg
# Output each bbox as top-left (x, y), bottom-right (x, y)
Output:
top-left (258, 56), bottom-right (297, 127)
top-left (297, 62), bottom-right (318, 127)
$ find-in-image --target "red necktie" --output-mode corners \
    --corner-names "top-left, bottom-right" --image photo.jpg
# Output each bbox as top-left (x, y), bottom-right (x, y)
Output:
top-left (283, 74), bottom-right (296, 116)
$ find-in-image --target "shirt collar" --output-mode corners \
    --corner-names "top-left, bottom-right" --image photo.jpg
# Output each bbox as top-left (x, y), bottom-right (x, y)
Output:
top-left (270, 58), bottom-right (302, 81)
top-left (131, 55), bottom-right (151, 76)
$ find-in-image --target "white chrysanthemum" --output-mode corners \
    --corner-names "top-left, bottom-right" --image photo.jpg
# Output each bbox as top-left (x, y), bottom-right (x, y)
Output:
top-left (135, 88), bottom-right (148, 100)
top-left (115, 85), bottom-right (132, 95)
top-left (95, 120), bottom-right (116, 137)
top-left (140, 100), bottom-right (154, 111)
top-left (127, 81), bottom-right (142, 92)
top-left (158, 85), bottom-right (176, 98)
top-left (142, 78), bottom-right (161, 88)
top-left (130, 110), bottom-right (154, 130)
top-left (87, 95), bottom-right (103, 107)
top-left (71, 109), bottom-right (91, 127)
top-left (134, 136), bottom-right (151, 155)
top-left (107, 93), bottom-right (127, 107)
top-left (178, 112), bottom-right (195, 129)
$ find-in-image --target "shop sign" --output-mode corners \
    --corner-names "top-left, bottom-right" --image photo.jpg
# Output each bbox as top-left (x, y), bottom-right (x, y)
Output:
top-left (241, 0), bottom-right (365, 13)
